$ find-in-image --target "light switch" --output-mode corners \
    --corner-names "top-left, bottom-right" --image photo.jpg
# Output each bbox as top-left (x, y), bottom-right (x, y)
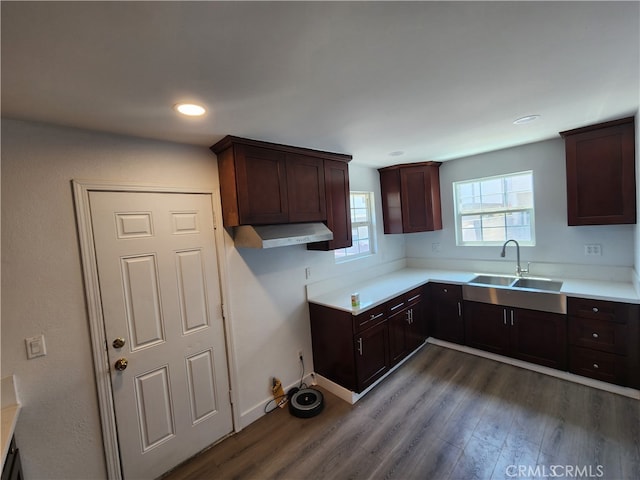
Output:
top-left (25, 334), bottom-right (47, 359)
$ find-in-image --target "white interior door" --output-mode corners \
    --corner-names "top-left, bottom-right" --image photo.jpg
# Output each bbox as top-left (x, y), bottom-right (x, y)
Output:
top-left (89, 191), bottom-right (232, 479)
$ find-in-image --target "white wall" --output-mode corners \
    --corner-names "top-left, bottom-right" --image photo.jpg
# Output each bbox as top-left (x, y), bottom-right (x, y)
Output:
top-left (0, 118), bottom-right (404, 479)
top-left (222, 162), bottom-right (405, 426)
top-left (0, 119), bottom-right (223, 479)
top-left (406, 138), bottom-right (636, 273)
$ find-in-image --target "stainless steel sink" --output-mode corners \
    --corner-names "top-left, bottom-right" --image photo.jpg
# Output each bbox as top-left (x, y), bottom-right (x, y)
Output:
top-left (464, 275), bottom-right (566, 314)
top-left (512, 278), bottom-right (563, 292)
top-left (469, 274), bottom-right (517, 286)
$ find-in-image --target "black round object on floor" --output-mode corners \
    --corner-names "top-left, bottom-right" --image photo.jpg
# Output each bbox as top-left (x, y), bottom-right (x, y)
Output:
top-left (289, 388), bottom-right (324, 418)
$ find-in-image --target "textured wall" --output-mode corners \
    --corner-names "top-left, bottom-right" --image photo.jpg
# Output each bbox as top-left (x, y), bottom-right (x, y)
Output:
top-left (0, 119), bottom-right (405, 478)
top-left (405, 138), bottom-right (636, 271)
top-left (1, 119), bottom-right (219, 479)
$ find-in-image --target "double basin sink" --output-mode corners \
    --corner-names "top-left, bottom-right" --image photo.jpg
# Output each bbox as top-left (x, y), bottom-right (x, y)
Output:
top-left (463, 274), bottom-right (566, 314)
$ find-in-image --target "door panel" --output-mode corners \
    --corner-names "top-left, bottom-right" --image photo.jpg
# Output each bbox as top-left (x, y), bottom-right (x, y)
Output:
top-left (121, 255), bottom-right (165, 349)
top-left (89, 191), bottom-right (232, 479)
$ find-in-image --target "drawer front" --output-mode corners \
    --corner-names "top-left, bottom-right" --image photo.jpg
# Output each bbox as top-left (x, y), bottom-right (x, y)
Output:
top-left (569, 346), bottom-right (627, 386)
top-left (403, 286), bottom-right (424, 307)
top-left (354, 303), bottom-right (387, 333)
top-left (569, 316), bottom-right (628, 355)
top-left (430, 283), bottom-right (462, 302)
top-left (567, 297), bottom-right (627, 323)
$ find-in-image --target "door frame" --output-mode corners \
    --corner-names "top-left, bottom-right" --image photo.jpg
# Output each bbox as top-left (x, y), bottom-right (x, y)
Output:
top-left (72, 180), bottom-right (239, 480)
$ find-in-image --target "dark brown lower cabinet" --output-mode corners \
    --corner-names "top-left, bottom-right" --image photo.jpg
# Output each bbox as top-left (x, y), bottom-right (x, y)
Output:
top-left (429, 283), bottom-right (464, 344)
top-left (2, 436), bottom-right (23, 480)
top-left (309, 285), bottom-right (427, 393)
top-left (464, 301), bottom-right (567, 370)
top-left (567, 297), bottom-right (639, 389)
top-left (388, 291), bottom-right (425, 366)
top-left (355, 320), bottom-right (390, 390)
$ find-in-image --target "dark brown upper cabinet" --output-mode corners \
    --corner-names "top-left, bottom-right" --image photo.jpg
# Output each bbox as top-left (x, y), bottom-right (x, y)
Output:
top-left (211, 136), bottom-right (352, 250)
top-left (378, 162), bottom-right (443, 233)
top-left (560, 117), bottom-right (636, 226)
top-left (308, 159), bottom-right (352, 251)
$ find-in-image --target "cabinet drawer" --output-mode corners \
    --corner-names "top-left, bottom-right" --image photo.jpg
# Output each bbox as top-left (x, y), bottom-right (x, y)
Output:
top-left (567, 297), bottom-right (628, 323)
top-left (569, 316), bottom-right (628, 355)
top-left (569, 346), bottom-right (627, 386)
top-left (430, 283), bottom-right (462, 302)
top-left (353, 303), bottom-right (387, 333)
top-left (403, 286), bottom-right (424, 307)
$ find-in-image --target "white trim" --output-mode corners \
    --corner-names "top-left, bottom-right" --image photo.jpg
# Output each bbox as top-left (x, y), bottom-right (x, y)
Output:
top-left (71, 180), bottom-right (239, 479)
top-left (426, 338), bottom-right (640, 400)
top-left (237, 373), bottom-right (315, 429)
top-left (315, 342), bottom-right (428, 405)
top-left (316, 339), bottom-right (640, 406)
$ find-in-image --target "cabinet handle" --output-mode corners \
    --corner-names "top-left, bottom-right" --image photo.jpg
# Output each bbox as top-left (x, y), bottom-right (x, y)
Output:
top-left (503, 309), bottom-right (507, 325)
top-left (592, 332), bottom-right (599, 339)
top-left (593, 363), bottom-right (599, 369)
top-left (408, 294), bottom-right (421, 302)
top-left (369, 312), bottom-right (384, 321)
top-left (410, 309), bottom-right (414, 323)
top-left (357, 338), bottom-right (363, 356)
top-left (510, 310), bottom-right (514, 327)
top-left (406, 310), bottom-right (411, 324)
top-left (592, 307), bottom-right (599, 313)
top-left (443, 288), bottom-right (448, 293)
top-left (391, 302), bottom-right (405, 311)
top-left (457, 302), bottom-right (461, 317)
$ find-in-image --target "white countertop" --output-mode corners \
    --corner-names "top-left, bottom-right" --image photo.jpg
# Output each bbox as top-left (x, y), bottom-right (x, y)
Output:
top-left (307, 267), bottom-right (640, 314)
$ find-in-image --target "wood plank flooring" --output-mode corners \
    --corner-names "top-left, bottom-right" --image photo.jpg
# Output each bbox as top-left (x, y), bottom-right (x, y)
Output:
top-left (161, 345), bottom-right (640, 480)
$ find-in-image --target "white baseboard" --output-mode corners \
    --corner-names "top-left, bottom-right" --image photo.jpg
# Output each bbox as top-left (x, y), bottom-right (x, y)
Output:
top-left (315, 342), bottom-right (428, 405)
top-left (427, 338), bottom-right (640, 400)
top-left (314, 339), bottom-right (640, 404)
top-left (237, 373), bottom-right (316, 430)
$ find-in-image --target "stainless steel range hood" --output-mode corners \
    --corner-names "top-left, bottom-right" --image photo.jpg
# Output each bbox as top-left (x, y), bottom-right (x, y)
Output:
top-left (233, 223), bottom-right (333, 249)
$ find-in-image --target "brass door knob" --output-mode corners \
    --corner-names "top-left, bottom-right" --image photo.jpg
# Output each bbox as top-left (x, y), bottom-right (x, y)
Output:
top-left (114, 358), bottom-right (128, 371)
top-left (112, 337), bottom-right (125, 349)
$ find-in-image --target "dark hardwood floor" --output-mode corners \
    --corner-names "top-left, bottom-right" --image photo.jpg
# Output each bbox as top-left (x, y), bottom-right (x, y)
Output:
top-left (162, 344), bottom-right (640, 480)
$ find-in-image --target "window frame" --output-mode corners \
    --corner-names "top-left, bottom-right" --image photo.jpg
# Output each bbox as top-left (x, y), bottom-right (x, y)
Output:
top-left (334, 191), bottom-right (376, 262)
top-left (453, 170), bottom-right (536, 247)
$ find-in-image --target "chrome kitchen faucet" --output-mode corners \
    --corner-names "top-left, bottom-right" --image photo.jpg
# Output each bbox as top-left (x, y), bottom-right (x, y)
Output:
top-left (500, 239), bottom-right (529, 277)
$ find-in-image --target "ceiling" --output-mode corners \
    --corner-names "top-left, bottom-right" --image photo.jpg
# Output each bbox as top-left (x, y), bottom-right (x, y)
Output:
top-left (2, 1), bottom-right (638, 168)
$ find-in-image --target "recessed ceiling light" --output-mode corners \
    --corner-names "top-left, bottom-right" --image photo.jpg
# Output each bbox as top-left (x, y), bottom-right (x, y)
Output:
top-left (513, 114), bottom-right (541, 125)
top-left (389, 150), bottom-right (405, 157)
top-left (174, 103), bottom-right (206, 117)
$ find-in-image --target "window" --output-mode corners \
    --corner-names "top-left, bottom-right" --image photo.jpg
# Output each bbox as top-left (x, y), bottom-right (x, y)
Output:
top-left (454, 171), bottom-right (535, 246)
top-left (334, 191), bottom-right (376, 261)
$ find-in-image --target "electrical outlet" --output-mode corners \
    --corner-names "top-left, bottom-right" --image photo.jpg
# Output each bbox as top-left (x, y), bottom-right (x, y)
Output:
top-left (26, 334), bottom-right (46, 359)
top-left (584, 244), bottom-right (602, 256)
top-left (431, 242), bottom-right (441, 253)
top-left (305, 267), bottom-right (311, 280)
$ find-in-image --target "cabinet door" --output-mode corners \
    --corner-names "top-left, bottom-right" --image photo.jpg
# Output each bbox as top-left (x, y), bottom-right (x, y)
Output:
top-left (400, 165), bottom-right (442, 232)
top-left (379, 168), bottom-right (403, 233)
top-left (430, 283), bottom-right (464, 344)
top-left (308, 160), bottom-right (352, 251)
top-left (234, 144), bottom-right (289, 224)
top-left (355, 321), bottom-right (389, 392)
top-left (563, 118), bottom-right (636, 225)
top-left (511, 308), bottom-right (567, 370)
top-left (464, 301), bottom-right (510, 355)
top-left (285, 154), bottom-right (326, 223)
top-left (406, 302), bottom-right (425, 352)
top-left (388, 306), bottom-right (410, 366)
